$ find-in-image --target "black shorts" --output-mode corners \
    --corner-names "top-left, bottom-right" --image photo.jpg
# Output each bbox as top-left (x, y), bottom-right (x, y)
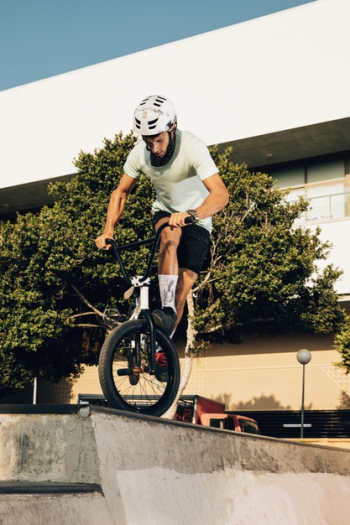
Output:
top-left (152, 211), bottom-right (211, 275)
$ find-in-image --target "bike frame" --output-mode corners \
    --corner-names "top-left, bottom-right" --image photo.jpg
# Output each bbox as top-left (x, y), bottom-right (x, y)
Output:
top-left (105, 218), bottom-right (195, 375)
top-left (105, 221), bottom-right (170, 374)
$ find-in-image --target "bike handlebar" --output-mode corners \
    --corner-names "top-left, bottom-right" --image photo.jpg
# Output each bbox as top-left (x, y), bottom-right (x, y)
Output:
top-left (105, 217), bottom-right (195, 286)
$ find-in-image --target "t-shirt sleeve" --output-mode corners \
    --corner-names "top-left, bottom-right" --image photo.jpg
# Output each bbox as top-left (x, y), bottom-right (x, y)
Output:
top-left (123, 144), bottom-right (143, 179)
top-left (189, 135), bottom-right (219, 181)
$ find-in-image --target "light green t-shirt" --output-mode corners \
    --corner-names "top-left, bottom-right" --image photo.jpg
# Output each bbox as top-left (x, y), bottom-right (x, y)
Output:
top-left (123, 129), bottom-right (218, 233)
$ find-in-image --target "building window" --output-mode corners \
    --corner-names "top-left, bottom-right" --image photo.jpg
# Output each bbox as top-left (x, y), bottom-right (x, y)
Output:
top-left (273, 166), bottom-right (305, 188)
top-left (271, 160), bottom-right (348, 222)
top-left (307, 160), bottom-right (344, 183)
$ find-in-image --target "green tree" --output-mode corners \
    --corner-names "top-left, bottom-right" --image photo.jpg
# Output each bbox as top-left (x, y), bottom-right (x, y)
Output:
top-left (0, 134), bottom-right (346, 398)
top-left (334, 317), bottom-right (350, 374)
top-left (0, 132), bottom-right (154, 396)
top-left (192, 147), bottom-right (345, 342)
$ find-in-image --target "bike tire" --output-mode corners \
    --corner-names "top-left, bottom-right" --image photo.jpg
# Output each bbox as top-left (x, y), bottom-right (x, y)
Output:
top-left (98, 319), bottom-right (180, 417)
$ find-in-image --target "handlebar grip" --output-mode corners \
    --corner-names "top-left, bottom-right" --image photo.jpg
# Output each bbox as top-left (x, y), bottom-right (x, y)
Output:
top-left (105, 238), bottom-right (118, 253)
top-left (184, 216), bottom-right (196, 225)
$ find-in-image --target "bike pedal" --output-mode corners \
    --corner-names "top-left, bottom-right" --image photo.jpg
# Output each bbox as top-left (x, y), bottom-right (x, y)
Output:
top-left (117, 368), bottom-right (133, 376)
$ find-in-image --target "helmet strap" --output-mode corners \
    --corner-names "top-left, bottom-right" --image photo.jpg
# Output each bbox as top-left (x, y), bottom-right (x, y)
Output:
top-left (160, 130), bottom-right (175, 165)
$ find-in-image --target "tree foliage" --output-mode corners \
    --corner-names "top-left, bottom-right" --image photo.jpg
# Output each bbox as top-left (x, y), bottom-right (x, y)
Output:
top-left (334, 316), bottom-right (350, 374)
top-left (193, 147), bottom-right (345, 342)
top-left (0, 133), bottom-right (347, 396)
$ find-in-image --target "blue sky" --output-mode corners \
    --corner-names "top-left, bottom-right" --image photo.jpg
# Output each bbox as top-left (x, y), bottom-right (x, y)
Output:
top-left (0, 0), bottom-right (316, 91)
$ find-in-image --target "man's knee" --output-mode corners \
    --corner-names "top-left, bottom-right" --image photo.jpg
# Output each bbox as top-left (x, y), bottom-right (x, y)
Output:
top-left (159, 228), bottom-right (181, 252)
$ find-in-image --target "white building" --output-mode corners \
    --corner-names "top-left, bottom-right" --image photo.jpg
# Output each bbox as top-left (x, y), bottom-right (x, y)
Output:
top-left (1, 0), bottom-right (350, 412)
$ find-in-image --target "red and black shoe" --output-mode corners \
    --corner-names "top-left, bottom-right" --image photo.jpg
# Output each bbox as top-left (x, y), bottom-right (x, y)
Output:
top-left (155, 349), bottom-right (168, 382)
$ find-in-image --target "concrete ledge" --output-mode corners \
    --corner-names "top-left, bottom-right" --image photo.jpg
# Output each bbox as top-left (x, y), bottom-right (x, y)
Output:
top-left (0, 481), bottom-right (102, 494)
top-left (0, 406), bottom-right (100, 484)
top-left (0, 404), bottom-right (80, 415)
top-left (288, 438), bottom-right (350, 450)
top-left (1, 405), bottom-right (350, 524)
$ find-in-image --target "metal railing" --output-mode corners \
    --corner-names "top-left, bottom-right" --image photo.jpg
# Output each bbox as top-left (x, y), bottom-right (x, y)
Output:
top-left (290, 190), bottom-right (350, 223)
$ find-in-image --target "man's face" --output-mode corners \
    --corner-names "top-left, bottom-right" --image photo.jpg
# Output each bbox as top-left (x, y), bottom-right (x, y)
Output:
top-left (142, 131), bottom-right (170, 158)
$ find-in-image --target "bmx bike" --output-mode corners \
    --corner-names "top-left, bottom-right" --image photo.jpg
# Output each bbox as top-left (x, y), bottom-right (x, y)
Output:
top-left (98, 218), bottom-right (194, 417)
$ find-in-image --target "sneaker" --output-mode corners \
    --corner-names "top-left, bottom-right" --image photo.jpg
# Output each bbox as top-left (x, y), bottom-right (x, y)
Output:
top-left (151, 307), bottom-right (177, 336)
top-left (155, 350), bottom-right (168, 382)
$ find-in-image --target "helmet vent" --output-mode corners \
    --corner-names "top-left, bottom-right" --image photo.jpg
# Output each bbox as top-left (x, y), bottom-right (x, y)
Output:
top-left (154, 97), bottom-right (166, 107)
top-left (148, 118), bottom-right (158, 129)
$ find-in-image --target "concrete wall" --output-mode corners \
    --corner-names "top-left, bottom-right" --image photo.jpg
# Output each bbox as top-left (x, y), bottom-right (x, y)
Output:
top-left (202, 333), bottom-right (350, 411)
top-left (91, 407), bottom-right (350, 524)
top-left (1, 406), bottom-right (350, 524)
top-left (308, 218), bottom-right (350, 295)
top-left (0, 408), bottom-right (99, 484)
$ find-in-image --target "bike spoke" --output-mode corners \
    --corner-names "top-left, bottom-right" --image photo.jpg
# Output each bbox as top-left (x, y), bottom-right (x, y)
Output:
top-left (99, 320), bottom-right (180, 416)
top-left (111, 341), bottom-right (169, 408)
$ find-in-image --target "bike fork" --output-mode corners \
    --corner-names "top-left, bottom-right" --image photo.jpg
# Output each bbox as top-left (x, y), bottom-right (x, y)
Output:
top-left (142, 309), bottom-right (156, 373)
top-left (133, 281), bottom-right (156, 374)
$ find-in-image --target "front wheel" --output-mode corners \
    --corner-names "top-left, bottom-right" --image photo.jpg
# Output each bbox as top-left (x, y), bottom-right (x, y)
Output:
top-left (98, 319), bottom-right (180, 417)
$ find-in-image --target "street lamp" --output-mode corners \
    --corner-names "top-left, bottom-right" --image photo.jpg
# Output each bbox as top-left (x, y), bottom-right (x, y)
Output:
top-left (296, 349), bottom-right (312, 438)
top-left (33, 377), bottom-right (37, 405)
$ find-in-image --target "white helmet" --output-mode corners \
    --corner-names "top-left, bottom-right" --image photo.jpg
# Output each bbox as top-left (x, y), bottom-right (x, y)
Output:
top-left (133, 95), bottom-right (177, 136)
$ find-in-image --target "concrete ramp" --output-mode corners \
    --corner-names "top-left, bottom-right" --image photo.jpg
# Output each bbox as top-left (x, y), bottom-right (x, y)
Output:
top-left (1, 405), bottom-right (350, 524)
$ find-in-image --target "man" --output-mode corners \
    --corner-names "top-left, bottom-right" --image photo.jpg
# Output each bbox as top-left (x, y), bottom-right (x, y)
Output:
top-left (95, 95), bottom-right (229, 336)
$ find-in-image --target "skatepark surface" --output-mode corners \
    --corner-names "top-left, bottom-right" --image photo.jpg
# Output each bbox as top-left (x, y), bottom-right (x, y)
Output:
top-left (1, 404), bottom-right (350, 524)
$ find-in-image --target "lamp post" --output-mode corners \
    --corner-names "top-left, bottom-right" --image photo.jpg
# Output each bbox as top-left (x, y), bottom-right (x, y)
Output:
top-left (33, 377), bottom-right (37, 405)
top-left (296, 349), bottom-right (312, 438)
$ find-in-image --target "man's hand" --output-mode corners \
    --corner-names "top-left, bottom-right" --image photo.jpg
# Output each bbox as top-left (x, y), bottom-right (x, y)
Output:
top-left (168, 212), bottom-right (191, 228)
top-left (95, 232), bottom-right (114, 250)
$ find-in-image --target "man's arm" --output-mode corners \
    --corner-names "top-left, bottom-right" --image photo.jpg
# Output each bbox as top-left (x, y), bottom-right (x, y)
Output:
top-left (196, 173), bottom-right (229, 219)
top-left (95, 173), bottom-right (136, 249)
top-left (168, 173), bottom-right (229, 227)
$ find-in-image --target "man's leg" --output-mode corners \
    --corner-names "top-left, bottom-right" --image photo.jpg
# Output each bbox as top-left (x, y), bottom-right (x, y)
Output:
top-left (152, 217), bottom-right (182, 335)
top-left (174, 268), bottom-right (198, 330)
top-left (172, 223), bottom-right (210, 335)
top-left (156, 216), bottom-right (181, 276)
top-left (152, 215), bottom-right (209, 336)
top-left (154, 267), bottom-right (198, 379)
